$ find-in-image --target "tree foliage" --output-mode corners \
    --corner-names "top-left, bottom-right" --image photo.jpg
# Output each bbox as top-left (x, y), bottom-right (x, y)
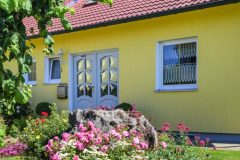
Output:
top-left (0, 0), bottom-right (113, 115)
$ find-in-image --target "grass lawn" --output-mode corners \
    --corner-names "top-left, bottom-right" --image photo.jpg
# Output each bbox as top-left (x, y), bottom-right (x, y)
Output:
top-left (207, 149), bottom-right (240, 160)
top-left (1, 149), bottom-right (240, 159)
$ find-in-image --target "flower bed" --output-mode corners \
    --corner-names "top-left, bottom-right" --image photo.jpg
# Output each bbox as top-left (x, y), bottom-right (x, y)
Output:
top-left (0, 103), bottom-right (212, 160)
top-left (46, 121), bottom-right (149, 160)
top-left (0, 141), bottom-right (27, 158)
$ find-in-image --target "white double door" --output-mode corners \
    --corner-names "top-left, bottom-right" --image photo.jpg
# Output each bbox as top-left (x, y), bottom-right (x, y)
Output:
top-left (73, 51), bottom-right (118, 110)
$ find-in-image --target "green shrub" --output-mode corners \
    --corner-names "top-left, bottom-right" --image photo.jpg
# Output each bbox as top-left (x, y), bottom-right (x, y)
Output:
top-left (35, 102), bottom-right (52, 116)
top-left (4, 102), bottom-right (33, 137)
top-left (115, 102), bottom-right (136, 111)
top-left (145, 123), bottom-right (209, 160)
top-left (0, 116), bottom-right (6, 148)
top-left (19, 104), bottom-right (71, 159)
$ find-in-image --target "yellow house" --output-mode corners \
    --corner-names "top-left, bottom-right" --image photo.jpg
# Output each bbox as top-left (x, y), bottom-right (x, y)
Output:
top-left (22, 0), bottom-right (240, 140)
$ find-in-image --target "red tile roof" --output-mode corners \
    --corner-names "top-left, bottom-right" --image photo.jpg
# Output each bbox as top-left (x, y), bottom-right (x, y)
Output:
top-left (23, 0), bottom-right (237, 37)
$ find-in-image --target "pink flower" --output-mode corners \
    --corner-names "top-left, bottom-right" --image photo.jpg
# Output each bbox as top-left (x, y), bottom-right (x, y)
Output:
top-left (177, 123), bottom-right (186, 132)
top-left (94, 136), bottom-right (102, 144)
top-left (186, 138), bottom-right (193, 146)
top-left (73, 155), bottom-right (80, 160)
top-left (100, 145), bottom-right (109, 153)
top-left (131, 129), bottom-right (139, 136)
top-left (115, 133), bottom-right (122, 140)
top-left (199, 140), bottom-right (206, 147)
top-left (80, 136), bottom-right (89, 144)
top-left (161, 141), bottom-right (167, 149)
top-left (53, 136), bottom-right (59, 141)
top-left (88, 132), bottom-right (95, 140)
top-left (78, 124), bottom-right (87, 132)
top-left (185, 127), bottom-right (190, 132)
top-left (76, 141), bottom-right (85, 151)
top-left (140, 142), bottom-right (148, 150)
top-left (194, 136), bottom-right (201, 142)
top-left (206, 138), bottom-right (210, 143)
top-left (131, 104), bottom-right (137, 112)
top-left (160, 123), bottom-right (170, 132)
top-left (47, 140), bottom-right (53, 147)
top-left (87, 121), bottom-right (95, 130)
top-left (110, 129), bottom-right (117, 136)
top-left (122, 131), bottom-right (130, 137)
top-left (133, 137), bottom-right (140, 144)
top-left (102, 133), bottom-right (110, 142)
top-left (62, 133), bottom-right (71, 142)
top-left (51, 153), bottom-right (61, 160)
top-left (75, 132), bottom-right (84, 139)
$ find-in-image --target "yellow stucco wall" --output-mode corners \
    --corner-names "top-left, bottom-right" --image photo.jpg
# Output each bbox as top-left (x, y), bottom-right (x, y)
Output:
top-left (25, 3), bottom-right (240, 133)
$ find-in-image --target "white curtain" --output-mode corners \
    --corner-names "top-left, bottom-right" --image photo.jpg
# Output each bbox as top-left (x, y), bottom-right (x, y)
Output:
top-left (163, 42), bottom-right (196, 85)
top-left (51, 59), bottom-right (61, 79)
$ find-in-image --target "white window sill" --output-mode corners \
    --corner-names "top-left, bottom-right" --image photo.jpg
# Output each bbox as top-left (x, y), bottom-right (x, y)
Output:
top-left (44, 80), bottom-right (61, 85)
top-left (25, 82), bottom-right (37, 86)
top-left (155, 87), bottom-right (198, 93)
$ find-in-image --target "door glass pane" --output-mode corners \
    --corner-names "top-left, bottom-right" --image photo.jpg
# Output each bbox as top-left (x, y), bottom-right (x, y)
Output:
top-left (110, 56), bottom-right (117, 69)
top-left (101, 57), bottom-right (108, 70)
top-left (78, 72), bottom-right (85, 85)
top-left (86, 59), bottom-right (92, 71)
top-left (101, 70), bottom-right (108, 83)
top-left (101, 84), bottom-right (108, 97)
top-left (86, 72), bottom-right (92, 83)
top-left (77, 59), bottom-right (84, 72)
top-left (110, 70), bottom-right (117, 82)
top-left (85, 85), bottom-right (92, 97)
top-left (110, 83), bottom-right (117, 97)
top-left (77, 85), bottom-right (84, 97)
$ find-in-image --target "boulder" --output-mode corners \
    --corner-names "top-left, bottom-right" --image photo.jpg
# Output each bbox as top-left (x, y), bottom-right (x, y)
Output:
top-left (69, 109), bottom-right (158, 148)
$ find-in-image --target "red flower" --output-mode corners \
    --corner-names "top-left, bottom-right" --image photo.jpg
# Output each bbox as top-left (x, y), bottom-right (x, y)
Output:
top-left (40, 118), bottom-right (46, 123)
top-left (41, 112), bottom-right (49, 117)
top-left (160, 123), bottom-right (171, 132)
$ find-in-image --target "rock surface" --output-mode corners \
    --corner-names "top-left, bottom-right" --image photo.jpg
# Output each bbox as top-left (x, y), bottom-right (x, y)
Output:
top-left (69, 109), bottom-right (158, 148)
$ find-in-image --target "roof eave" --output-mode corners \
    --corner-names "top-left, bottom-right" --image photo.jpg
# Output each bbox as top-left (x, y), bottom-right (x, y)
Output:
top-left (28, 0), bottom-right (240, 39)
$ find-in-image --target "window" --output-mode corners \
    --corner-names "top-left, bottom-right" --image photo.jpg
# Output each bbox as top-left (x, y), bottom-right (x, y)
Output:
top-left (156, 37), bottom-right (198, 91)
top-left (24, 59), bottom-right (37, 85)
top-left (84, 0), bottom-right (97, 5)
top-left (44, 57), bottom-right (61, 84)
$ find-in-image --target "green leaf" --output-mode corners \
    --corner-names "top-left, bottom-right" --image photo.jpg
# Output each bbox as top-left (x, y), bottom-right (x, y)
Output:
top-left (11, 33), bottom-right (19, 44)
top-left (18, 63), bottom-right (30, 74)
top-left (20, 0), bottom-right (32, 13)
top-left (2, 79), bottom-right (15, 94)
top-left (18, 74), bottom-right (25, 83)
top-left (6, 15), bottom-right (14, 23)
top-left (15, 88), bottom-right (28, 104)
top-left (0, 72), bottom-right (4, 83)
top-left (24, 53), bottom-right (33, 65)
top-left (69, 8), bottom-right (75, 15)
top-left (0, 47), bottom-right (3, 56)
top-left (44, 35), bottom-right (55, 45)
top-left (61, 18), bottom-right (72, 30)
top-left (0, 0), bottom-right (16, 14)
top-left (98, 0), bottom-right (113, 6)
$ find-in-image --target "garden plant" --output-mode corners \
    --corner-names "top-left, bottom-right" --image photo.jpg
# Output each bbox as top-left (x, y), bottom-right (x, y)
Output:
top-left (0, 103), bottom-right (236, 160)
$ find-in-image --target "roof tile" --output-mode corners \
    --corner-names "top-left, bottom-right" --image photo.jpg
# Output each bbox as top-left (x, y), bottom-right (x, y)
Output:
top-left (23, 0), bottom-right (228, 36)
